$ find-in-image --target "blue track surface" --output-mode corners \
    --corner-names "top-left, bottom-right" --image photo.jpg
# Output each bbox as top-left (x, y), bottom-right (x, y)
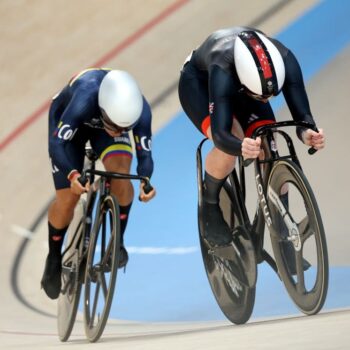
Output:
top-left (109, 0), bottom-right (350, 322)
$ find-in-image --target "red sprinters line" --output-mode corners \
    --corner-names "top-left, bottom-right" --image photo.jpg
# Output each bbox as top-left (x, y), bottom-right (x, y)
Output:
top-left (0, 0), bottom-right (190, 152)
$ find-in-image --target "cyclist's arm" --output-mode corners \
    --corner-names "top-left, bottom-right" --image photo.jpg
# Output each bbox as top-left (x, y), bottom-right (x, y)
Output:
top-left (208, 65), bottom-right (243, 156)
top-left (132, 96), bottom-right (154, 179)
top-left (49, 92), bottom-right (92, 178)
top-left (281, 49), bottom-right (317, 140)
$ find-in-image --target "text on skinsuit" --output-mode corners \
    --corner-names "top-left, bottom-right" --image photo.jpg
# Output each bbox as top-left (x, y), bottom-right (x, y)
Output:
top-left (57, 124), bottom-right (78, 141)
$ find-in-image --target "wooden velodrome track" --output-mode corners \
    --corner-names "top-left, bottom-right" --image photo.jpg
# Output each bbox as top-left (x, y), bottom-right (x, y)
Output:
top-left (1, 0), bottom-right (349, 348)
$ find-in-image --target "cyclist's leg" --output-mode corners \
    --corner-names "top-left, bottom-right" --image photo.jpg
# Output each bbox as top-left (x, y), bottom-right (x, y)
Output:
top-left (48, 189), bottom-right (80, 229)
top-left (179, 62), bottom-right (239, 246)
top-left (91, 130), bottom-right (134, 267)
top-left (205, 118), bottom-right (244, 178)
top-left (43, 189), bottom-right (83, 299)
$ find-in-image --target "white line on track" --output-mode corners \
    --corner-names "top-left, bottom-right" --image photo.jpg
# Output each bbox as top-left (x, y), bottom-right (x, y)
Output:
top-left (11, 223), bottom-right (199, 255)
top-left (11, 225), bottom-right (34, 239)
top-left (94, 245), bottom-right (199, 255)
top-left (127, 246), bottom-right (198, 254)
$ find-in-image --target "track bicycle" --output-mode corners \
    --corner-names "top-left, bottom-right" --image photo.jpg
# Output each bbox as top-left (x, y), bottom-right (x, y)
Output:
top-left (197, 120), bottom-right (328, 324)
top-left (57, 145), bottom-right (153, 342)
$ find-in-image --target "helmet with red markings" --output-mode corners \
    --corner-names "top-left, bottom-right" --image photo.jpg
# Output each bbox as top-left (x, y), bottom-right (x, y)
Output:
top-left (234, 30), bottom-right (285, 99)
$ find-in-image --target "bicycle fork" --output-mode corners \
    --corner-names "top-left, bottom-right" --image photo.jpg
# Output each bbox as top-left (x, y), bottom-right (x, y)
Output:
top-left (267, 186), bottom-right (302, 251)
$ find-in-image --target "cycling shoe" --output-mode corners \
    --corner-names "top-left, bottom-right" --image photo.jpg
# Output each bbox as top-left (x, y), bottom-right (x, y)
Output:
top-left (118, 246), bottom-right (129, 269)
top-left (41, 253), bottom-right (62, 299)
top-left (201, 201), bottom-right (233, 247)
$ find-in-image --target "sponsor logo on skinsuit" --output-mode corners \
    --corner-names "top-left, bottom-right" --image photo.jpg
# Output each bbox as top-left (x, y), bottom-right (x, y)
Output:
top-left (54, 123), bottom-right (78, 141)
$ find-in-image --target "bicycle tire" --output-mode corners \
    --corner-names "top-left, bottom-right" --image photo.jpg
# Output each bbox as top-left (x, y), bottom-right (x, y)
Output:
top-left (57, 199), bottom-right (86, 342)
top-left (267, 159), bottom-right (328, 315)
top-left (83, 194), bottom-right (120, 342)
top-left (198, 177), bottom-right (256, 324)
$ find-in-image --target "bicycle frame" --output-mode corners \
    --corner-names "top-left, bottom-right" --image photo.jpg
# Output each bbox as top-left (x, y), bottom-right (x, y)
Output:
top-left (58, 145), bottom-right (154, 342)
top-left (61, 148), bottom-right (153, 275)
top-left (245, 121), bottom-right (317, 267)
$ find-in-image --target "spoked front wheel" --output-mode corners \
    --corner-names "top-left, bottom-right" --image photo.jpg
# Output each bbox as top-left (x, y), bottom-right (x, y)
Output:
top-left (84, 194), bottom-right (121, 342)
top-left (267, 159), bottom-right (328, 315)
top-left (57, 199), bottom-right (86, 342)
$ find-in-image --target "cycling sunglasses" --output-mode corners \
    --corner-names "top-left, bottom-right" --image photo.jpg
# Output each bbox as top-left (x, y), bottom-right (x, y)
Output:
top-left (100, 109), bottom-right (131, 133)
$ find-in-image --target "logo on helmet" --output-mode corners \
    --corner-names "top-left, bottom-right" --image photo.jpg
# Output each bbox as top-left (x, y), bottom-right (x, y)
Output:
top-left (234, 30), bottom-right (285, 98)
top-left (267, 80), bottom-right (274, 94)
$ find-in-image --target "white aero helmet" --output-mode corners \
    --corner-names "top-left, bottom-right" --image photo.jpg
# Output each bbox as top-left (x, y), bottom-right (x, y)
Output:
top-left (234, 30), bottom-right (285, 98)
top-left (98, 70), bottom-right (143, 130)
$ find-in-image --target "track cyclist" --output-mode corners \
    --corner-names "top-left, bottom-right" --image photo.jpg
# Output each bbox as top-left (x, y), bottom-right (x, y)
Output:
top-left (178, 26), bottom-right (325, 262)
top-left (41, 68), bottom-right (156, 299)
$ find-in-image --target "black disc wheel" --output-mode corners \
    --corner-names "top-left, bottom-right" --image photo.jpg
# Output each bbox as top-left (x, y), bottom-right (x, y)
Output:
top-left (57, 199), bottom-right (86, 342)
top-left (84, 195), bottom-right (120, 342)
top-left (267, 159), bottom-right (328, 315)
top-left (198, 175), bottom-right (256, 324)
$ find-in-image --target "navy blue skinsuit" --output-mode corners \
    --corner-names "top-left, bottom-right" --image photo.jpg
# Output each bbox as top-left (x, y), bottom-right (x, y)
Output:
top-left (48, 68), bottom-right (154, 189)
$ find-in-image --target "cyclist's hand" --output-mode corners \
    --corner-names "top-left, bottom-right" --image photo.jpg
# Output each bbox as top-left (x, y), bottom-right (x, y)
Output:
top-left (302, 128), bottom-right (325, 150)
top-left (242, 137), bottom-right (262, 159)
top-left (70, 172), bottom-right (90, 195)
top-left (139, 182), bottom-right (156, 202)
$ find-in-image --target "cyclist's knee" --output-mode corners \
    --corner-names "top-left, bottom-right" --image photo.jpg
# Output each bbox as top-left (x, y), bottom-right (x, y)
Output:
top-left (103, 155), bottom-right (132, 174)
top-left (210, 147), bottom-right (236, 163)
top-left (111, 179), bottom-right (134, 204)
top-left (206, 148), bottom-right (236, 178)
top-left (103, 156), bottom-right (134, 201)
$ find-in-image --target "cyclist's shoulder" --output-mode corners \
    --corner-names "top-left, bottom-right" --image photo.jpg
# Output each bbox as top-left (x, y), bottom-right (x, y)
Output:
top-left (196, 26), bottom-right (256, 70)
top-left (68, 68), bottom-right (109, 95)
top-left (201, 26), bottom-right (243, 53)
top-left (141, 95), bottom-right (151, 113)
top-left (52, 72), bottom-right (104, 124)
top-left (266, 36), bottom-right (291, 58)
top-left (69, 68), bottom-right (108, 84)
top-left (65, 69), bottom-right (109, 108)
